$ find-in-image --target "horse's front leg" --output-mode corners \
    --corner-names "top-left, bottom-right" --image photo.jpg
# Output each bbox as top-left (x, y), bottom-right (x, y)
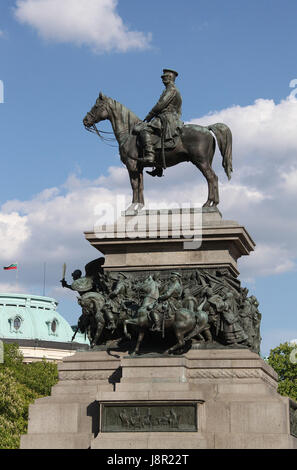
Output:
top-left (129, 169), bottom-right (141, 205)
top-left (86, 326), bottom-right (94, 348)
top-left (137, 170), bottom-right (144, 206)
top-left (92, 322), bottom-right (104, 346)
top-left (123, 318), bottom-right (137, 340)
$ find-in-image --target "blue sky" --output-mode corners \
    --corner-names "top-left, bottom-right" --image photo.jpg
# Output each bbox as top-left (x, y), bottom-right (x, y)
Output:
top-left (0, 0), bottom-right (297, 356)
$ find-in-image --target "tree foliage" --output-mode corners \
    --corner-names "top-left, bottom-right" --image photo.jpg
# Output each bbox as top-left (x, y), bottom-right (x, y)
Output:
top-left (267, 342), bottom-right (297, 401)
top-left (0, 343), bottom-right (58, 449)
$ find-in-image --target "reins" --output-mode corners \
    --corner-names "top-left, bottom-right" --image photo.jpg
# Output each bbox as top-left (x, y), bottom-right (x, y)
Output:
top-left (84, 124), bottom-right (118, 148)
top-left (84, 123), bottom-right (144, 162)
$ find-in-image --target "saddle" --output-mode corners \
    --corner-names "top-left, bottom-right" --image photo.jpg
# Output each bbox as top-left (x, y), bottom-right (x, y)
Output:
top-left (133, 121), bottom-right (183, 154)
top-left (151, 133), bottom-right (181, 152)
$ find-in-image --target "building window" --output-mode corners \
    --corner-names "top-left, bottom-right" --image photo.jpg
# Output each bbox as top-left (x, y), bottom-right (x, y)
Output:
top-left (46, 318), bottom-right (59, 337)
top-left (8, 314), bottom-right (24, 334)
top-left (51, 320), bottom-right (57, 333)
top-left (13, 316), bottom-right (22, 331)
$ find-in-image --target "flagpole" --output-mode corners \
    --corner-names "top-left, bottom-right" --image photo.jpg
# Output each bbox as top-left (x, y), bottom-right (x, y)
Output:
top-left (43, 262), bottom-right (46, 296)
top-left (3, 263), bottom-right (19, 291)
top-left (15, 261), bottom-right (18, 292)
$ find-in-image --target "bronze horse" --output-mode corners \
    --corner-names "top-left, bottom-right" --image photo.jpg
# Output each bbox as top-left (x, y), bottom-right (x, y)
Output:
top-left (83, 92), bottom-right (233, 211)
top-left (77, 292), bottom-right (106, 348)
top-left (122, 275), bottom-right (210, 355)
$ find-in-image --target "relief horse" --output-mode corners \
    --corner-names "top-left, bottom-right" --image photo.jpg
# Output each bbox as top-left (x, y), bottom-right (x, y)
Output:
top-left (83, 92), bottom-right (233, 211)
top-left (77, 292), bottom-right (106, 348)
top-left (123, 275), bottom-right (210, 355)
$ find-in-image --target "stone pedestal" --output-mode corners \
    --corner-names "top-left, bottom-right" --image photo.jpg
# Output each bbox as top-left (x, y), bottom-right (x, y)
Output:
top-left (21, 352), bottom-right (122, 449)
top-left (20, 208), bottom-right (297, 449)
top-left (85, 208), bottom-right (255, 276)
top-left (21, 349), bottom-right (297, 449)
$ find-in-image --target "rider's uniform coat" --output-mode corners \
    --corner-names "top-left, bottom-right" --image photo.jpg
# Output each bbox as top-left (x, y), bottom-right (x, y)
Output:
top-left (134, 83), bottom-right (183, 149)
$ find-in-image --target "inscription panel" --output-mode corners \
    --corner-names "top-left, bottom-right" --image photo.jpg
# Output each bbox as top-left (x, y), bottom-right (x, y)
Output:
top-left (101, 402), bottom-right (198, 433)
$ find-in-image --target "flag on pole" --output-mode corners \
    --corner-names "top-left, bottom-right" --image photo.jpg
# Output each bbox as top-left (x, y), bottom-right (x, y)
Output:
top-left (3, 263), bottom-right (18, 271)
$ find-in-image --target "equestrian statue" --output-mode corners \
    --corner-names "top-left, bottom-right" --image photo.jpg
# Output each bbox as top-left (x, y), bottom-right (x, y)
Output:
top-left (83, 69), bottom-right (233, 211)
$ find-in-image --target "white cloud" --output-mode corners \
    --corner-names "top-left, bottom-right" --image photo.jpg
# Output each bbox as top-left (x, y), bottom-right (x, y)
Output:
top-left (0, 212), bottom-right (30, 260)
top-left (0, 282), bottom-right (27, 294)
top-left (280, 167), bottom-right (297, 194)
top-left (186, 94), bottom-right (297, 279)
top-left (191, 95), bottom-right (297, 159)
top-left (239, 243), bottom-right (295, 279)
top-left (0, 171), bottom-right (132, 292)
top-left (14, 0), bottom-right (151, 53)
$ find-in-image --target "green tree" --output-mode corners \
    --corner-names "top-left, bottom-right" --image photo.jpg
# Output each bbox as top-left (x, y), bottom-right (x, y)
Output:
top-left (267, 342), bottom-right (297, 401)
top-left (0, 343), bottom-right (58, 449)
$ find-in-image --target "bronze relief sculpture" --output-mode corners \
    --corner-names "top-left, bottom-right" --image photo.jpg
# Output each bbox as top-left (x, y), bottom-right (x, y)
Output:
top-left (62, 259), bottom-right (261, 356)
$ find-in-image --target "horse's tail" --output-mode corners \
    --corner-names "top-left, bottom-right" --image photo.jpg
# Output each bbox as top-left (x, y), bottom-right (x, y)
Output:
top-left (197, 297), bottom-right (207, 312)
top-left (207, 123), bottom-right (233, 180)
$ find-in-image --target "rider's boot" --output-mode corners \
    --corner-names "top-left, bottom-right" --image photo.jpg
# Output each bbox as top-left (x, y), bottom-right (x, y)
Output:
top-left (106, 320), bottom-right (116, 331)
top-left (146, 167), bottom-right (163, 177)
top-left (154, 323), bottom-right (162, 332)
top-left (104, 311), bottom-right (116, 331)
top-left (139, 130), bottom-right (155, 166)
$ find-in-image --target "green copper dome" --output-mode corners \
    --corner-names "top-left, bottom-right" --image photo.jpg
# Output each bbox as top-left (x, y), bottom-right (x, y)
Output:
top-left (0, 293), bottom-right (88, 345)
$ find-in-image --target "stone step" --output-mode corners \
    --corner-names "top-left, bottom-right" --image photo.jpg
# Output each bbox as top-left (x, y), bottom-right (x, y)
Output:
top-left (51, 382), bottom-right (113, 396)
top-left (33, 394), bottom-right (95, 404)
top-left (91, 432), bottom-right (211, 449)
top-left (21, 433), bottom-right (93, 449)
top-left (116, 381), bottom-right (190, 392)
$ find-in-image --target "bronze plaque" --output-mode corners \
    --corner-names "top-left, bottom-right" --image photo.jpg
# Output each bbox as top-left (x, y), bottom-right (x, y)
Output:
top-left (101, 402), bottom-right (197, 433)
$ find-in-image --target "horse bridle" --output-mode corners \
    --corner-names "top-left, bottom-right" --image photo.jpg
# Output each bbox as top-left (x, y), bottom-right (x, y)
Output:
top-left (84, 103), bottom-right (117, 146)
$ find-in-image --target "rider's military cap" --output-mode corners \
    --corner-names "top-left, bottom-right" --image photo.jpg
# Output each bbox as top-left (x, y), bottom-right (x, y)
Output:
top-left (118, 272), bottom-right (128, 279)
top-left (161, 69), bottom-right (178, 78)
top-left (171, 271), bottom-right (182, 278)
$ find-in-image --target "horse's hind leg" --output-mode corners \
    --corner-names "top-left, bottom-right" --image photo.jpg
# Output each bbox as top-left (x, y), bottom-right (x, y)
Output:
top-left (165, 330), bottom-right (185, 355)
top-left (195, 161), bottom-right (219, 207)
top-left (137, 171), bottom-right (144, 207)
top-left (202, 327), bottom-right (212, 342)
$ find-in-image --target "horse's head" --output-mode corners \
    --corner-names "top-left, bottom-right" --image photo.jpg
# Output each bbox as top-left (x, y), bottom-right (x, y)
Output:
top-left (83, 92), bottom-right (109, 128)
top-left (78, 297), bottom-right (96, 316)
top-left (139, 275), bottom-right (154, 294)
